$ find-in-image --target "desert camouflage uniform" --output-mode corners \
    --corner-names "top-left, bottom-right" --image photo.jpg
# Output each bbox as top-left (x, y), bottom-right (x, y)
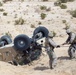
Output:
top-left (45, 37), bottom-right (58, 69)
top-left (64, 30), bottom-right (76, 59)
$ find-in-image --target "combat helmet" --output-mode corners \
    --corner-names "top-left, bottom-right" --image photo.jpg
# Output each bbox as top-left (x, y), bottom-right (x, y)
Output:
top-left (66, 29), bottom-right (71, 34)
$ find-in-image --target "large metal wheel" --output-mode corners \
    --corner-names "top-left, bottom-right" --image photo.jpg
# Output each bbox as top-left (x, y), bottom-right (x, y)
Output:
top-left (33, 26), bottom-right (49, 40)
top-left (14, 34), bottom-right (31, 51)
top-left (0, 35), bottom-right (12, 46)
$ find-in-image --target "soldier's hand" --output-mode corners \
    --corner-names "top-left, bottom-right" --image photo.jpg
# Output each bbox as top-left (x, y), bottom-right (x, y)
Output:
top-left (56, 45), bottom-right (60, 48)
top-left (62, 43), bottom-right (66, 45)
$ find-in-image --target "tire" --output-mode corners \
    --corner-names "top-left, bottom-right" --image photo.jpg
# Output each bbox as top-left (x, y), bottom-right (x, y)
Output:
top-left (0, 35), bottom-right (12, 45)
top-left (14, 34), bottom-right (31, 51)
top-left (33, 26), bottom-right (49, 39)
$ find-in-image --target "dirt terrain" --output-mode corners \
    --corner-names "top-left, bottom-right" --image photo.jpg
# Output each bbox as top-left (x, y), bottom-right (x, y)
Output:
top-left (0, 0), bottom-right (76, 75)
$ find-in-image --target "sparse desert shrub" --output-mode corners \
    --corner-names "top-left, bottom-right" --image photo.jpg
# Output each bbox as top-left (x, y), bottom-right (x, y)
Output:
top-left (42, 0), bottom-right (48, 1)
top-left (40, 13), bottom-right (46, 19)
top-left (62, 20), bottom-right (67, 23)
top-left (46, 7), bottom-right (51, 11)
top-left (70, 10), bottom-right (76, 18)
top-left (3, 0), bottom-right (12, 3)
top-left (3, 12), bottom-right (7, 16)
top-left (38, 21), bottom-right (42, 25)
top-left (40, 6), bottom-right (47, 10)
top-left (57, 0), bottom-right (74, 3)
top-left (31, 24), bottom-right (35, 28)
top-left (15, 18), bottom-right (25, 25)
top-left (40, 6), bottom-right (51, 12)
top-left (15, 20), bottom-right (19, 25)
top-left (0, 9), bottom-right (4, 12)
top-left (58, 0), bottom-right (68, 3)
top-left (53, 31), bottom-right (56, 37)
top-left (5, 32), bottom-right (12, 38)
top-left (21, 0), bottom-right (24, 2)
top-left (54, 1), bottom-right (61, 6)
top-left (52, 31), bottom-right (56, 37)
top-left (65, 24), bottom-right (70, 30)
top-left (7, 21), bottom-right (10, 24)
top-left (14, 14), bottom-right (17, 18)
top-left (68, 0), bottom-right (74, 2)
top-left (60, 4), bottom-right (67, 9)
top-left (0, 2), bottom-right (3, 6)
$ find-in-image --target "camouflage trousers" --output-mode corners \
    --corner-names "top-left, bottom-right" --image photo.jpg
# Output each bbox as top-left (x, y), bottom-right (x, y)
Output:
top-left (68, 44), bottom-right (76, 59)
top-left (46, 47), bottom-right (57, 69)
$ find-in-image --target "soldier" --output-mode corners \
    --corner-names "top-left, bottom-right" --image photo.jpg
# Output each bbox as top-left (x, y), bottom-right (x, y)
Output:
top-left (45, 32), bottom-right (60, 69)
top-left (62, 29), bottom-right (76, 59)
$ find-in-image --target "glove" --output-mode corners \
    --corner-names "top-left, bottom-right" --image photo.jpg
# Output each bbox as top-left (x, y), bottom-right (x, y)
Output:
top-left (62, 43), bottom-right (65, 45)
top-left (62, 43), bottom-right (67, 45)
top-left (56, 45), bottom-right (60, 48)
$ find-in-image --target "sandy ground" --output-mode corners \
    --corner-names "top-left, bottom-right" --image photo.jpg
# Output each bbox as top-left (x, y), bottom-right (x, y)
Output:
top-left (0, 0), bottom-right (76, 75)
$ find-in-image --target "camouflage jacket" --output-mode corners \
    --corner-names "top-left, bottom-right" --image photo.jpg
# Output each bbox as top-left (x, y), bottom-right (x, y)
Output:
top-left (45, 37), bottom-right (57, 50)
top-left (66, 33), bottom-right (76, 44)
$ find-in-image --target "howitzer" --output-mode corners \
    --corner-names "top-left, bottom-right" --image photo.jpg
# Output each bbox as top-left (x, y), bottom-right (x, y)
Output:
top-left (0, 26), bottom-right (49, 65)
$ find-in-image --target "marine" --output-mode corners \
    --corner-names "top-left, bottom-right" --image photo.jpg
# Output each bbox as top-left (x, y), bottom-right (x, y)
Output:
top-left (62, 29), bottom-right (76, 59)
top-left (45, 32), bottom-right (60, 69)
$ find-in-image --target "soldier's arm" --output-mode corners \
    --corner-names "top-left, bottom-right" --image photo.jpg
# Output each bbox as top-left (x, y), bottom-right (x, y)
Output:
top-left (69, 33), bottom-right (75, 44)
top-left (66, 37), bottom-right (70, 43)
top-left (62, 36), bottom-right (70, 45)
top-left (48, 39), bottom-right (57, 47)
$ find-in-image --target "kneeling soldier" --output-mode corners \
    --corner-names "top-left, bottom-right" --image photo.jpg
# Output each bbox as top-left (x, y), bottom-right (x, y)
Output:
top-left (62, 29), bottom-right (76, 59)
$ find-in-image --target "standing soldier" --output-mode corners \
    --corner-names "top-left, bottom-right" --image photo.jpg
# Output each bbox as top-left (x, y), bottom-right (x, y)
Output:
top-left (62, 29), bottom-right (76, 59)
top-left (45, 32), bottom-right (60, 69)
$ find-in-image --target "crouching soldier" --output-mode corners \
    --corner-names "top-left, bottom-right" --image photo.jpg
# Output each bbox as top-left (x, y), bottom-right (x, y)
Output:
top-left (45, 32), bottom-right (60, 69)
top-left (62, 29), bottom-right (76, 59)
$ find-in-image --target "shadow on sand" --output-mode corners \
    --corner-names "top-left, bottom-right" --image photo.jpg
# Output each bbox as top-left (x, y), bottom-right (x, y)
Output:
top-left (58, 56), bottom-right (70, 60)
top-left (34, 56), bottom-right (70, 71)
top-left (34, 66), bottom-right (49, 71)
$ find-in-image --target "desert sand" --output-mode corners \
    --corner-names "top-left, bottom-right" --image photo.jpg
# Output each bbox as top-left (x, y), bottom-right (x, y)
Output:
top-left (0, 0), bottom-right (76, 75)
